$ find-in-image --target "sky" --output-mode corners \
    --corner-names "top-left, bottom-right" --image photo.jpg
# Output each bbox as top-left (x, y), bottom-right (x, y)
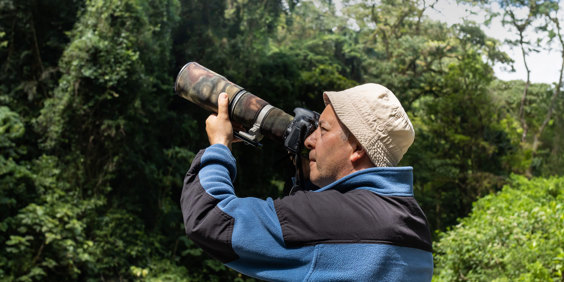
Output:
top-left (424, 0), bottom-right (562, 84)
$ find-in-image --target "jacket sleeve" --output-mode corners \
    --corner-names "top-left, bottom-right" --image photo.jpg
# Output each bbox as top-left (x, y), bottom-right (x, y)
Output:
top-left (180, 144), bottom-right (314, 281)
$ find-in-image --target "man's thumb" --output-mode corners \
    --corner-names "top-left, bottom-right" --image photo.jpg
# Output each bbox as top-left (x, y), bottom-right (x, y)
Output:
top-left (217, 92), bottom-right (229, 119)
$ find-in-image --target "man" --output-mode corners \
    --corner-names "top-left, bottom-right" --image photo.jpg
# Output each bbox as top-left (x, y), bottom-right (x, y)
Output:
top-left (180, 84), bottom-right (433, 281)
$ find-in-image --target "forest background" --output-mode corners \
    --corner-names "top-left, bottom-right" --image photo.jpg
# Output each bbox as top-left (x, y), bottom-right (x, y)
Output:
top-left (1, 0), bottom-right (563, 281)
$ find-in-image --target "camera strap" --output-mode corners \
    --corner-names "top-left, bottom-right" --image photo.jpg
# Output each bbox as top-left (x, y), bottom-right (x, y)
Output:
top-left (289, 123), bottom-right (308, 195)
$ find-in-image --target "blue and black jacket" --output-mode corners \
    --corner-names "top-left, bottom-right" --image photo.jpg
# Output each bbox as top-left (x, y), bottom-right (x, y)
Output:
top-left (181, 144), bottom-right (433, 281)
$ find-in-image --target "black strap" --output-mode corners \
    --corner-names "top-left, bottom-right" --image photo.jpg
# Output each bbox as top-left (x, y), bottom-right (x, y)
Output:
top-left (289, 123), bottom-right (308, 195)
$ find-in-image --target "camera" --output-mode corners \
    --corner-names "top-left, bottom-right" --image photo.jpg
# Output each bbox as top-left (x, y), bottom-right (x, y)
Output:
top-left (174, 62), bottom-right (319, 155)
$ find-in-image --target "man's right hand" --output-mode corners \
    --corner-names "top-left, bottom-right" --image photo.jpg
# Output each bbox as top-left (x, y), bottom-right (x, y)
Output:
top-left (206, 92), bottom-right (234, 149)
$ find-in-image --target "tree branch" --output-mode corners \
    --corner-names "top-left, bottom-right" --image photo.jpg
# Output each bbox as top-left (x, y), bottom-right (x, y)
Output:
top-left (29, 3), bottom-right (45, 74)
top-left (31, 239), bottom-right (45, 266)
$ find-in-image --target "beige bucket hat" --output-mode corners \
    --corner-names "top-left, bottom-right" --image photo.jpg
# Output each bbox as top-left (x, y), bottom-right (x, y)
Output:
top-left (323, 83), bottom-right (414, 167)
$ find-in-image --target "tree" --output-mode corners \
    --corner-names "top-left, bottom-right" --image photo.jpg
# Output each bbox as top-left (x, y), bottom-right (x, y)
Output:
top-left (532, 1), bottom-right (564, 176)
top-left (1, 0), bottom-right (197, 279)
top-left (0, 0), bottom-right (82, 117)
top-left (338, 0), bottom-right (516, 231)
top-left (405, 30), bottom-right (519, 230)
top-left (468, 0), bottom-right (564, 177)
top-left (3, 0), bottom-right (561, 278)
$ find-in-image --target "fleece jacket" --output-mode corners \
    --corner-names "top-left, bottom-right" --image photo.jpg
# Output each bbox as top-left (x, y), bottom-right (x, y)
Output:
top-left (180, 144), bottom-right (433, 281)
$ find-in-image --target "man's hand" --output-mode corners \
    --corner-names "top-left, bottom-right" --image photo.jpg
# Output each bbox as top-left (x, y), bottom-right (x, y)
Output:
top-left (206, 92), bottom-right (234, 149)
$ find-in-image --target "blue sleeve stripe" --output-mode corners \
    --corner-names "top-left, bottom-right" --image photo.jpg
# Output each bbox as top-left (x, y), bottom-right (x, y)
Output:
top-left (198, 144), bottom-right (314, 280)
top-left (181, 149), bottom-right (239, 262)
top-left (199, 144), bottom-right (238, 204)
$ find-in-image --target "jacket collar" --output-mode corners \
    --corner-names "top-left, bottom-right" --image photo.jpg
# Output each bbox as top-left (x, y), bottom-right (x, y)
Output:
top-left (314, 167), bottom-right (414, 197)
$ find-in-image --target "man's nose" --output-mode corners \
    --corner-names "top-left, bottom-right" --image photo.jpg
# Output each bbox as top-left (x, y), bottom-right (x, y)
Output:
top-left (304, 129), bottom-right (317, 149)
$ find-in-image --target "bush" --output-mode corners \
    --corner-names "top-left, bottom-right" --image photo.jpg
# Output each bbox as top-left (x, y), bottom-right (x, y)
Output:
top-left (433, 175), bottom-right (564, 281)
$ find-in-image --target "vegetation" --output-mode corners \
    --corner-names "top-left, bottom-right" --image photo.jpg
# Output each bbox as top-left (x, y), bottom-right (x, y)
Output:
top-left (0, 0), bottom-right (562, 280)
top-left (434, 175), bottom-right (564, 281)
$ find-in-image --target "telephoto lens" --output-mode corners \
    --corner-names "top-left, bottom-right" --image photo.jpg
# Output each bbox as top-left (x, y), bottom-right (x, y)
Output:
top-left (174, 62), bottom-right (295, 145)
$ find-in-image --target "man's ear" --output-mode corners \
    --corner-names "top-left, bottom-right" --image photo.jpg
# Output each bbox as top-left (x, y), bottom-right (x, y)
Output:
top-left (349, 140), bottom-right (366, 163)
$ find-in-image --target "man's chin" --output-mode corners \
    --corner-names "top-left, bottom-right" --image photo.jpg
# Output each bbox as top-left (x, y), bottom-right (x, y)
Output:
top-left (309, 175), bottom-right (326, 188)
top-left (308, 173), bottom-right (319, 187)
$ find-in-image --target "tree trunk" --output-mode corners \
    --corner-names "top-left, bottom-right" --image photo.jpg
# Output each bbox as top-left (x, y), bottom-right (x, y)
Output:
top-left (531, 56), bottom-right (563, 153)
top-left (518, 29), bottom-right (531, 143)
top-left (529, 15), bottom-right (564, 175)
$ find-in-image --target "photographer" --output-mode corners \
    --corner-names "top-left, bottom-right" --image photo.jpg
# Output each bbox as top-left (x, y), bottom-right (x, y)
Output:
top-left (180, 84), bottom-right (433, 281)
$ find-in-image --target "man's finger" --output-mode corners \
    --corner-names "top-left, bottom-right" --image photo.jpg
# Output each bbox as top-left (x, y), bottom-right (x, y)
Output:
top-left (205, 113), bottom-right (217, 124)
top-left (217, 92), bottom-right (229, 119)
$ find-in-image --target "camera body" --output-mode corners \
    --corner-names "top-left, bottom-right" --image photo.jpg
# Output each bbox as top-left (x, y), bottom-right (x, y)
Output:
top-left (284, 108), bottom-right (319, 154)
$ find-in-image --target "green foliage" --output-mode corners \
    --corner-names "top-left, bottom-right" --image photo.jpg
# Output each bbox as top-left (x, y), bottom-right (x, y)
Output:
top-left (1, 158), bottom-right (104, 280)
top-left (405, 47), bottom-right (521, 229)
top-left (1, 0), bottom-right (564, 279)
top-left (434, 175), bottom-right (564, 281)
top-left (489, 79), bottom-right (563, 176)
top-left (0, 0), bottom-right (82, 117)
top-left (0, 106), bottom-right (25, 156)
top-left (0, 106), bottom-right (30, 222)
top-left (338, 0), bottom-right (522, 231)
top-left (466, 0), bottom-right (564, 178)
top-left (0, 106), bottom-right (105, 279)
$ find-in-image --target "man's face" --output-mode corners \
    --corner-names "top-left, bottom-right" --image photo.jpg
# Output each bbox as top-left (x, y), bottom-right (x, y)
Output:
top-left (304, 104), bottom-right (355, 188)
